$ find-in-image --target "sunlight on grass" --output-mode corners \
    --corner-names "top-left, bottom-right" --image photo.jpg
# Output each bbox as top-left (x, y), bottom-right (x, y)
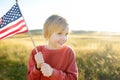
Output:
top-left (0, 33), bottom-right (120, 80)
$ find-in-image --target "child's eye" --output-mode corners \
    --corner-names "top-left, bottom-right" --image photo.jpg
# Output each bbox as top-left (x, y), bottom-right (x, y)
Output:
top-left (65, 33), bottom-right (68, 36)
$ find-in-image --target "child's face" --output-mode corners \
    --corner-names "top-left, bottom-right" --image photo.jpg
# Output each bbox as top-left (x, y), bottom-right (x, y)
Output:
top-left (48, 28), bottom-right (69, 49)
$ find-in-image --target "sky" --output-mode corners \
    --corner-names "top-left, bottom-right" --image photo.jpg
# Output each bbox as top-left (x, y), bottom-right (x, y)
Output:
top-left (0, 0), bottom-right (120, 32)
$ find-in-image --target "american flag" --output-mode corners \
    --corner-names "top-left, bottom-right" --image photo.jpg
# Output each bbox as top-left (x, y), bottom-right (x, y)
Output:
top-left (0, 3), bottom-right (28, 40)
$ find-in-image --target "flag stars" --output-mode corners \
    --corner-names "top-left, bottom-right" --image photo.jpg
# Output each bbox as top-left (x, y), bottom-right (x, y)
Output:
top-left (0, 3), bottom-right (22, 27)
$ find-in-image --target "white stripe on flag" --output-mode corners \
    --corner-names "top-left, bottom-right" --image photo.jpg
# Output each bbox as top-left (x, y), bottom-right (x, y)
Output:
top-left (0, 17), bottom-right (27, 39)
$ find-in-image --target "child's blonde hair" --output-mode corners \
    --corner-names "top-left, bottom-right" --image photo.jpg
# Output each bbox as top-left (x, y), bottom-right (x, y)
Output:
top-left (43, 15), bottom-right (68, 39)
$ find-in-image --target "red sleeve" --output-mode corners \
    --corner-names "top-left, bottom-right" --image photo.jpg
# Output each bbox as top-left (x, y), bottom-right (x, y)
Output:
top-left (26, 49), bottom-right (43, 80)
top-left (49, 48), bottom-right (78, 80)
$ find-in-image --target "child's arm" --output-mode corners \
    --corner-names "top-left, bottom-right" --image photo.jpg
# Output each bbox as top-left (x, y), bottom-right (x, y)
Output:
top-left (26, 51), bottom-right (43, 80)
top-left (47, 50), bottom-right (78, 80)
top-left (49, 58), bottom-right (78, 80)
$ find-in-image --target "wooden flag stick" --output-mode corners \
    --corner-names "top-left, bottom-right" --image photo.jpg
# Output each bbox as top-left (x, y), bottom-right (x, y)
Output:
top-left (16, 1), bottom-right (39, 54)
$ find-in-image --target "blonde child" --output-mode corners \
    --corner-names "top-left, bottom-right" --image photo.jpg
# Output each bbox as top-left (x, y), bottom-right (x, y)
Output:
top-left (27, 15), bottom-right (78, 80)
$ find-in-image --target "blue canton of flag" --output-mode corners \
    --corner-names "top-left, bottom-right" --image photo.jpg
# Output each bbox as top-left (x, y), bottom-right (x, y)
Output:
top-left (0, 3), bottom-right (28, 40)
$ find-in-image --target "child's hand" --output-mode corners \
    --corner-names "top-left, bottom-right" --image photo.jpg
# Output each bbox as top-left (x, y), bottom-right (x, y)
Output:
top-left (35, 52), bottom-right (44, 69)
top-left (41, 63), bottom-right (53, 77)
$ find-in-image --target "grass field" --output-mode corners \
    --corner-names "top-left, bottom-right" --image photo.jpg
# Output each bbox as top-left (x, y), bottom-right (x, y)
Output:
top-left (0, 32), bottom-right (120, 80)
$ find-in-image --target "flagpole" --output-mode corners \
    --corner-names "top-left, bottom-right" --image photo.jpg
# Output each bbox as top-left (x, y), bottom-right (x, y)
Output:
top-left (16, 0), bottom-right (39, 53)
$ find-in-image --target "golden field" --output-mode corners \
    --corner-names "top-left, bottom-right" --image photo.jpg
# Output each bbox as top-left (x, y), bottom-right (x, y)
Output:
top-left (0, 32), bottom-right (120, 80)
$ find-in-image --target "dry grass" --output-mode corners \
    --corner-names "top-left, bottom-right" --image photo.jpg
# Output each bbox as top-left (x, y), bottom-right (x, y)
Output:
top-left (0, 33), bottom-right (120, 80)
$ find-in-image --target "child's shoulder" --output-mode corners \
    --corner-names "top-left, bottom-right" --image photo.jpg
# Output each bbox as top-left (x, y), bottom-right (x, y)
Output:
top-left (63, 45), bottom-right (76, 56)
top-left (36, 45), bottom-right (45, 50)
top-left (63, 45), bottom-right (74, 51)
top-left (32, 45), bottom-right (45, 53)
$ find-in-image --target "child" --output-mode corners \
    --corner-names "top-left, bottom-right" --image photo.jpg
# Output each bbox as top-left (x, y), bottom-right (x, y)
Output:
top-left (27, 15), bottom-right (78, 80)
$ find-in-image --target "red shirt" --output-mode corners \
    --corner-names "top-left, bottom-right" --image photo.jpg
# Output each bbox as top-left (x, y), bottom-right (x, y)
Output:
top-left (27, 45), bottom-right (78, 80)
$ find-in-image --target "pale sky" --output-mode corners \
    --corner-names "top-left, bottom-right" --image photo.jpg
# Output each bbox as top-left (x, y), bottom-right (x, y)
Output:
top-left (0, 0), bottom-right (120, 32)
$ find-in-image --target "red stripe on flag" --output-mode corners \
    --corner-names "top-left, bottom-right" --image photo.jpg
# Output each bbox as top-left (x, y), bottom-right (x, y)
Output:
top-left (0, 24), bottom-right (27, 40)
top-left (0, 19), bottom-right (25, 34)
